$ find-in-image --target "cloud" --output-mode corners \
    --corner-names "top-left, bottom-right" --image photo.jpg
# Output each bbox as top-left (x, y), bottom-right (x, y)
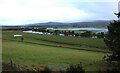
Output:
top-left (0, 0), bottom-right (90, 25)
top-left (0, 0), bottom-right (119, 25)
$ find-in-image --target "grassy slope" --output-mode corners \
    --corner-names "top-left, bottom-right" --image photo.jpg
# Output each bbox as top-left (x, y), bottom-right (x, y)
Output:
top-left (3, 40), bottom-right (105, 70)
top-left (3, 31), bottom-right (106, 47)
top-left (2, 31), bottom-right (108, 52)
top-left (2, 31), bottom-right (107, 71)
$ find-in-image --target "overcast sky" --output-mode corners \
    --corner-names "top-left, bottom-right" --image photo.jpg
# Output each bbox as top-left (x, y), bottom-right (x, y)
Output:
top-left (0, 0), bottom-right (119, 25)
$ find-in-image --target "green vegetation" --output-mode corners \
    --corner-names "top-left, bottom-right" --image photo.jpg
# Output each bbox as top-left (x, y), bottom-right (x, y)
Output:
top-left (2, 31), bottom-right (107, 49)
top-left (66, 62), bottom-right (85, 73)
top-left (104, 20), bottom-right (120, 72)
top-left (2, 30), bottom-right (108, 71)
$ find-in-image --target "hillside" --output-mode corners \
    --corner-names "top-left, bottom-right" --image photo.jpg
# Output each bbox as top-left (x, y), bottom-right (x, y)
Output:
top-left (1, 20), bottom-right (112, 30)
top-left (25, 20), bottom-right (111, 28)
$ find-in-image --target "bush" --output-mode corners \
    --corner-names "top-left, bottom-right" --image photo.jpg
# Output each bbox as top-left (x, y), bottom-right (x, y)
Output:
top-left (66, 62), bottom-right (85, 73)
top-left (40, 67), bottom-right (52, 73)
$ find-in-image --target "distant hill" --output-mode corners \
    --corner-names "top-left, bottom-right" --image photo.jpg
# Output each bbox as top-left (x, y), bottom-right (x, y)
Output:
top-left (26, 22), bottom-right (68, 26)
top-left (1, 20), bottom-right (112, 29)
top-left (25, 20), bottom-right (112, 28)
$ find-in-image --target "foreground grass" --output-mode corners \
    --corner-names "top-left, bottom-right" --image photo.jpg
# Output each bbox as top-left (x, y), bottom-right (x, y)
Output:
top-left (3, 40), bottom-right (105, 71)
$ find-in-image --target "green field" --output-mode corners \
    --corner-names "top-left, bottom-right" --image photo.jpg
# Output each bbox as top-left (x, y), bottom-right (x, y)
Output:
top-left (2, 31), bottom-right (108, 52)
top-left (2, 30), bottom-right (109, 71)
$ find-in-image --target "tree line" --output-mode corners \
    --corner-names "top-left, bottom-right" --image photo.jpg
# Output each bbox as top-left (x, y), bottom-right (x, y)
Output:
top-left (32, 28), bottom-right (105, 38)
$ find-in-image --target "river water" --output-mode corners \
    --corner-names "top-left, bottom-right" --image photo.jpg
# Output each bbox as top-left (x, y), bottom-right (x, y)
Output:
top-left (47, 27), bottom-right (108, 32)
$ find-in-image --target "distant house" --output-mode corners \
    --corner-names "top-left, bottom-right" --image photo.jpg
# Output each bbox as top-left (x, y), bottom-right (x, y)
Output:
top-left (59, 34), bottom-right (64, 36)
top-left (92, 36), bottom-right (98, 38)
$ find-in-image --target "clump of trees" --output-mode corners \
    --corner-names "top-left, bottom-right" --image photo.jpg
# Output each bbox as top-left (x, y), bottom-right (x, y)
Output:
top-left (104, 20), bottom-right (120, 71)
top-left (80, 31), bottom-right (92, 37)
top-left (96, 32), bottom-right (105, 38)
top-left (32, 27), bottom-right (105, 38)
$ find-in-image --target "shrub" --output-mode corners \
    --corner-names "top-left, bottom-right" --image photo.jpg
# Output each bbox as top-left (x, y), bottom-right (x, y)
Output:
top-left (66, 62), bottom-right (85, 73)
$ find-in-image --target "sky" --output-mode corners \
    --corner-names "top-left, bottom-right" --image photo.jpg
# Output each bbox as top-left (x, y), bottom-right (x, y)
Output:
top-left (0, 0), bottom-right (119, 25)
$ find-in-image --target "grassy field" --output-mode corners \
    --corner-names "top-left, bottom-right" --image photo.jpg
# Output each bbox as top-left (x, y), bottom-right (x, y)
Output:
top-left (2, 31), bottom-right (107, 51)
top-left (2, 30), bottom-right (108, 71)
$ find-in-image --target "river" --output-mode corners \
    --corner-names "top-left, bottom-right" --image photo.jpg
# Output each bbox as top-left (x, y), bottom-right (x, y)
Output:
top-left (47, 27), bottom-right (108, 32)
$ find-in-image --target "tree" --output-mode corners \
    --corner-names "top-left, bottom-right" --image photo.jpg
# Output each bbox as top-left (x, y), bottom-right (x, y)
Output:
top-left (80, 31), bottom-right (92, 37)
top-left (104, 20), bottom-right (120, 71)
top-left (75, 33), bottom-right (79, 37)
top-left (54, 30), bottom-right (59, 35)
top-left (71, 31), bottom-right (75, 36)
top-left (46, 30), bottom-right (50, 33)
top-left (96, 32), bottom-right (105, 38)
top-left (100, 32), bottom-right (105, 38)
top-left (114, 12), bottom-right (120, 18)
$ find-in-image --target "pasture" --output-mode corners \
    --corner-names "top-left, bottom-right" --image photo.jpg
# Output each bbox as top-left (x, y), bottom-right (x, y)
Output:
top-left (2, 30), bottom-right (108, 71)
